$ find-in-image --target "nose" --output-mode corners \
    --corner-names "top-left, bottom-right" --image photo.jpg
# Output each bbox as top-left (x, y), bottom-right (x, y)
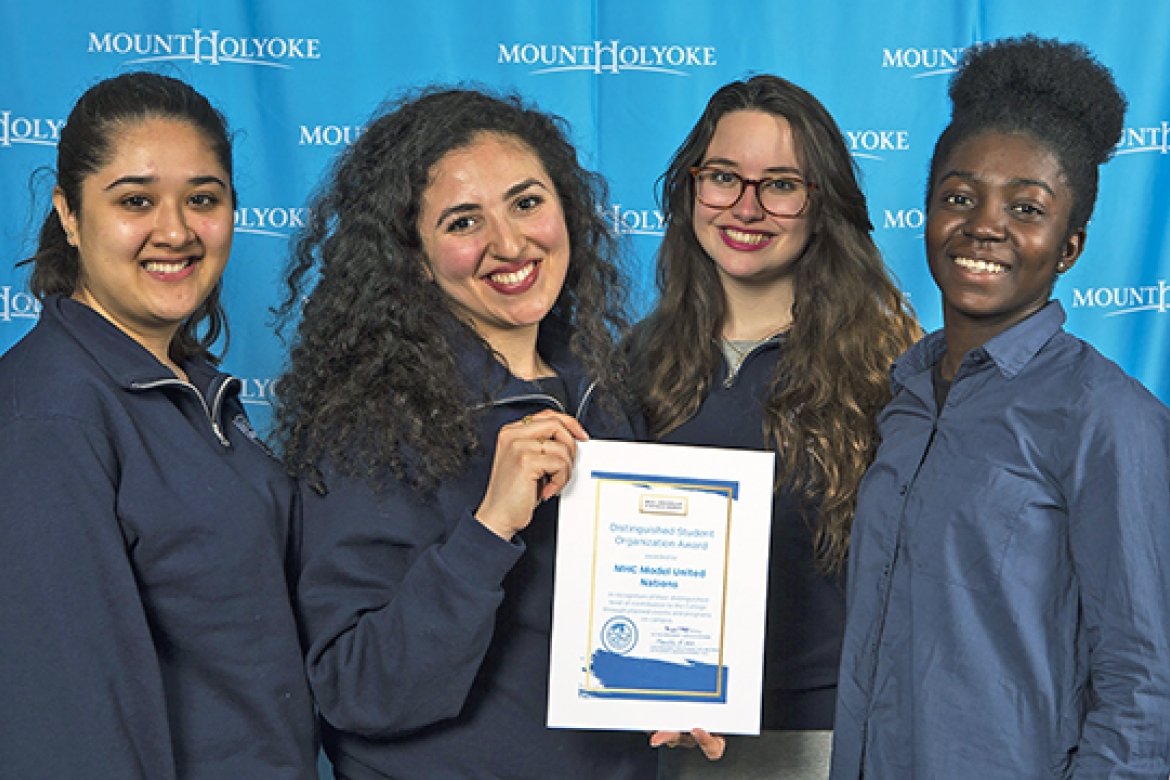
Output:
top-left (488, 216), bottom-right (525, 259)
top-left (730, 181), bottom-right (765, 221)
top-left (963, 201), bottom-right (1006, 241)
top-left (153, 201), bottom-right (195, 247)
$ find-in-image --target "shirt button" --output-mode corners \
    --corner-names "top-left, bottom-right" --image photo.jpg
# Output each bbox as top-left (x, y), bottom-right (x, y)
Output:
top-left (898, 484), bottom-right (908, 495)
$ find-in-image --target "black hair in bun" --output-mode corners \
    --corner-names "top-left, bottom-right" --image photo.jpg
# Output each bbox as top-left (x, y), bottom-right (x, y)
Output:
top-left (927, 34), bottom-right (1127, 231)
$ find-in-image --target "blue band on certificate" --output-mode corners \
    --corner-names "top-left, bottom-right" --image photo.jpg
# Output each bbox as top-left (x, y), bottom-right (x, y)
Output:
top-left (584, 650), bottom-right (728, 702)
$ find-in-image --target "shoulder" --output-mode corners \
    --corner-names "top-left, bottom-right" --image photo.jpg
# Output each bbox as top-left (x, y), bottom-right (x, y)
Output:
top-left (1050, 334), bottom-right (1164, 411)
top-left (1044, 333), bottom-right (1170, 446)
top-left (0, 317), bottom-right (114, 427)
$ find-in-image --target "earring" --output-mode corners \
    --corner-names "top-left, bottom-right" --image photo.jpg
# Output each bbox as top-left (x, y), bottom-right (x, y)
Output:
top-left (1056, 262), bottom-right (1067, 273)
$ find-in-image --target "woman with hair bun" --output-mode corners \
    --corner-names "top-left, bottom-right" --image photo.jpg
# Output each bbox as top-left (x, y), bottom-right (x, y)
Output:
top-left (831, 36), bottom-right (1170, 778)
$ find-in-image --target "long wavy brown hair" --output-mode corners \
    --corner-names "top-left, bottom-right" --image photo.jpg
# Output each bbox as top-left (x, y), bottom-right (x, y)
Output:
top-left (628, 75), bottom-right (920, 572)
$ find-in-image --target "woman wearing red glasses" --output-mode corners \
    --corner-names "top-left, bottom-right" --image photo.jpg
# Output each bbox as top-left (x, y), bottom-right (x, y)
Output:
top-left (628, 75), bottom-right (919, 779)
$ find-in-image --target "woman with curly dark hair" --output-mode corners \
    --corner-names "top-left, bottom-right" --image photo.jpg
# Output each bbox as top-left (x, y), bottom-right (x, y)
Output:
top-left (273, 87), bottom-right (658, 779)
top-left (631, 75), bottom-right (919, 779)
top-left (831, 36), bottom-right (1170, 778)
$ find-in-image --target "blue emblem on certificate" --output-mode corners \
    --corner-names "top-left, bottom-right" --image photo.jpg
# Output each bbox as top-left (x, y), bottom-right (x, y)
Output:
top-left (601, 616), bottom-right (638, 655)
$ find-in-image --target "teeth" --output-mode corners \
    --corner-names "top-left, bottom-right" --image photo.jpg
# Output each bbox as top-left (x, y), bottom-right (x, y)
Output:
top-left (724, 228), bottom-right (770, 246)
top-left (490, 262), bottom-right (536, 286)
top-left (953, 256), bottom-right (1008, 275)
top-left (143, 259), bottom-right (192, 273)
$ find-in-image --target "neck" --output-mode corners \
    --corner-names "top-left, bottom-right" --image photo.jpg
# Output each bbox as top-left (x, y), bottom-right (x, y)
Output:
top-left (719, 276), bottom-right (795, 341)
top-left (139, 337), bottom-right (187, 381)
top-left (939, 320), bottom-right (1001, 381)
top-left (482, 324), bottom-right (549, 380)
top-left (939, 302), bottom-right (1047, 380)
top-left (70, 291), bottom-right (186, 381)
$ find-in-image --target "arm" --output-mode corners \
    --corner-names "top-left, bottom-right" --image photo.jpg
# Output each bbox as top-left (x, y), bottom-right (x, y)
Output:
top-left (1068, 385), bottom-right (1170, 777)
top-left (0, 417), bottom-right (175, 779)
top-left (297, 474), bottom-right (523, 737)
top-left (297, 410), bottom-right (586, 738)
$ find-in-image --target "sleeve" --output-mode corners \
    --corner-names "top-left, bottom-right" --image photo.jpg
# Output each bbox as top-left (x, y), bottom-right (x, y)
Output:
top-left (295, 467), bottom-right (525, 738)
top-left (1067, 381), bottom-right (1170, 778)
top-left (0, 416), bottom-right (176, 779)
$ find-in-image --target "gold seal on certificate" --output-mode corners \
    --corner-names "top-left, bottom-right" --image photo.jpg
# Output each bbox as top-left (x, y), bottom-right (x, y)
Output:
top-left (547, 439), bottom-right (774, 734)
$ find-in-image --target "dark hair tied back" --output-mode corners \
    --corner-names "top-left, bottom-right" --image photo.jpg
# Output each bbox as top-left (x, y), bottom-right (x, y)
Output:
top-left (23, 71), bottom-right (235, 364)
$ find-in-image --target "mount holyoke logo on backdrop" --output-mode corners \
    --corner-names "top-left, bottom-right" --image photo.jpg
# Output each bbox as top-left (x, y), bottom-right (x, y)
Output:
top-left (881, 46), bottom-right (966, 78)
top-left (605, 204), bottom-right (665, 238)
top-left (238, 377), bottom-right (277, 407)
top-left (298, 124), bottom-right (364, 147)
top-left (87, 29), bottom-right (321, 69)
top-left (0, 287), bottom-right (41, 324)
top-left (845, 128), bottom-right (911, 161)
top-left (1071, 280), bottom-right (1170, 316)
top-left (1115, 121), bottom-right (1170, 156)
top-left (498, 40), bottom-right (716, 76)
top-left (0, 111), bottom-right (64, 148)
top-left (234, 207), bottom-right (307, 240)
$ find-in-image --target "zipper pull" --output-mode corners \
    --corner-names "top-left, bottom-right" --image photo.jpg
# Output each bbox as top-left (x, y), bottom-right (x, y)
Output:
top-left (210, 420), bottom-right (230, 448)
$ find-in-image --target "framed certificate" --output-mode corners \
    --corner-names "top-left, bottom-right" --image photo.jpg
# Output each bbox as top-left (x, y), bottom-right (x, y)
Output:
top-left (547, 439), bottom-right (774, 734)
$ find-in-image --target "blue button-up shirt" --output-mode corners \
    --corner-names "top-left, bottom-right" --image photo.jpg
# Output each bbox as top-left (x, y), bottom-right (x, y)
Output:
top-left (831, 302), bottom-right (1170, 779)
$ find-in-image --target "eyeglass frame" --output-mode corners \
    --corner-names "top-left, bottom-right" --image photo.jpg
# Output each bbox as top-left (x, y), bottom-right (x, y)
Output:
top-left (689, 165), bottom-right (815, 218)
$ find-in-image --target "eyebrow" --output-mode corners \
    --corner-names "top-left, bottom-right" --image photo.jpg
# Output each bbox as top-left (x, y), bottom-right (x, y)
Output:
top-left (433, 177), bottom-right (549, 228)
top-left (103, 174), bottom-right (228, 191)
top-left (940, 169), bottom-right (1055, 196)
top-left (700, 157), bottom-right (804, 176)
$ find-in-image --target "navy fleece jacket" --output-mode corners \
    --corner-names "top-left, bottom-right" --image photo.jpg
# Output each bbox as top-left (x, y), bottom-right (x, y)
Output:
top-left (0, 295), bottom-right (317, 779)
top-left (659, 336), bottom-right (845, 731)
top-left (296, 332), bottom-right (656, 780)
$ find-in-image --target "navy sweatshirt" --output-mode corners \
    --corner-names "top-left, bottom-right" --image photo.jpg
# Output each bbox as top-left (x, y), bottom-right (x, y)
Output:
top-left (659, 337), bottom-right (845, 731)
top-left (296, 333), bottom-right (656, 780)
top-left (0, 295), bottom-right (317, 779)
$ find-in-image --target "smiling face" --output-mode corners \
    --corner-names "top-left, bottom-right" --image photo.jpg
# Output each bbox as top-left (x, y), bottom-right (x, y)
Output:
top-left (417, 132), bottom-right (570, 353)
top-left (692, 110), bottom-right (813, 295)
top-left (54, 117), bottom-right (232, 359)
top-left (926, 130), bottom-right (1084, 339)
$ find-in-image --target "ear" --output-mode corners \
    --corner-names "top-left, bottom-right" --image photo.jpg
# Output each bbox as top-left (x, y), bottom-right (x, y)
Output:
top-left (52, 187), bottom-right (79, 247)
top-left (1056, 226), bottom-right (1086, 274)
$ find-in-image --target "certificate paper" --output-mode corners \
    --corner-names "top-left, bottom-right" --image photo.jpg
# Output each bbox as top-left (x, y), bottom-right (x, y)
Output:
top-left (547, 439), bottom-right (774, 734)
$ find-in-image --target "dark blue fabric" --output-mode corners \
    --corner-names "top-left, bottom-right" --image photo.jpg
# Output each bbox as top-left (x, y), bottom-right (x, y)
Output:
top-left (658, 336), bottom-right (845, 731)
top-left (0, 295), bottom-right (317, 779)
top-left (831, 301), bottom-right (1170, 779)
top-left (295, 333), bottom-right (656, 780)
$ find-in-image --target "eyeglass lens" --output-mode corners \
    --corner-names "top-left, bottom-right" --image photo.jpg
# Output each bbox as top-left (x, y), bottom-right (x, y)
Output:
top-left (694, 169), bottom-right (808, 216)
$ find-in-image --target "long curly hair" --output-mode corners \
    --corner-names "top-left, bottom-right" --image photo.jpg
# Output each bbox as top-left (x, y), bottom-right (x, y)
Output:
top-left (21, 71), bottom-right (234, 364)
top-left (628, 75), bottom-right (920, 572)
top-left (928, 35), bottom-right (1127, 234)
top-left (273, 86), bottom-right (629, 493)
